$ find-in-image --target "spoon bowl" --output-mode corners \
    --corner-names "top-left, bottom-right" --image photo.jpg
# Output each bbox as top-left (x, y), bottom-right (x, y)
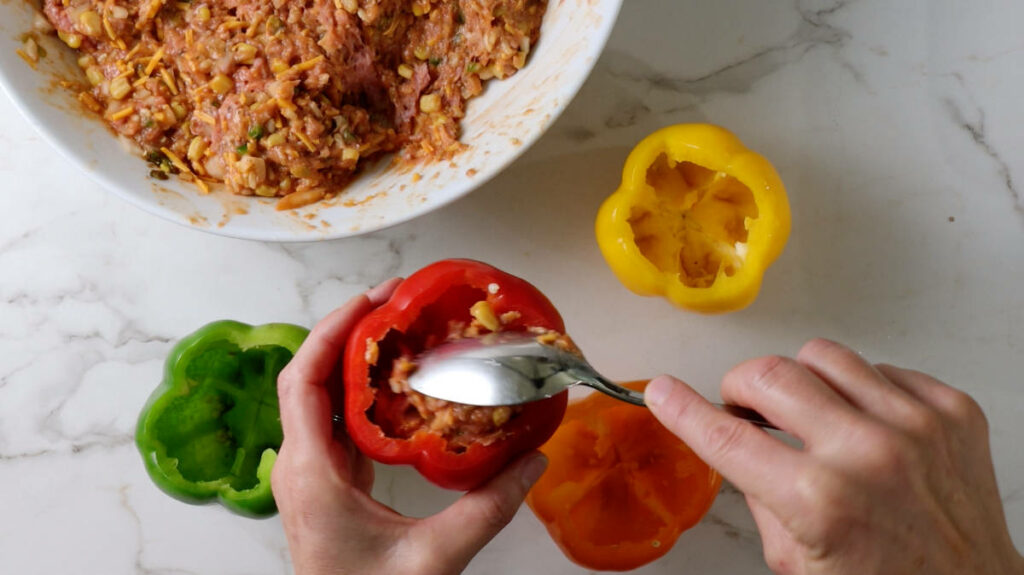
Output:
top-left (407, 333), bottom-right (776, 429)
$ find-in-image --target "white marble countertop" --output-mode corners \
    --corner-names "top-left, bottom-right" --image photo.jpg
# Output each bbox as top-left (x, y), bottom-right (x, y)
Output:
top-left (2, 1), bottom-right (1022, 573)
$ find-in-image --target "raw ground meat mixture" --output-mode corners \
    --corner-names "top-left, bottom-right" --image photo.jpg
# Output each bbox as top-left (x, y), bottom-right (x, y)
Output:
top-left (376, 300), bottom-right (576, 451)
top-left (40, 0), bottom-right (546, 208)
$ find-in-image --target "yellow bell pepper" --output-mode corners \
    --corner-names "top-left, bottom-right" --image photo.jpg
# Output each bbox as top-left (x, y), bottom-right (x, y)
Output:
top-left (596, 124), bottom-right (790, 313)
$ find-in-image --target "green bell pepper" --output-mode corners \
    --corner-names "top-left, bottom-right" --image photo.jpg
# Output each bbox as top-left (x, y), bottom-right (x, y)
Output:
top-left (136, 321), bottom-right (308, 518)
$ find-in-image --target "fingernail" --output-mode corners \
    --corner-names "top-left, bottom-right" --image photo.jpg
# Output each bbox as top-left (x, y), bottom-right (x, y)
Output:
top-left (520, 453), bottom-right (548, 490)
top-left (645, 376), bottom-right (676, 408)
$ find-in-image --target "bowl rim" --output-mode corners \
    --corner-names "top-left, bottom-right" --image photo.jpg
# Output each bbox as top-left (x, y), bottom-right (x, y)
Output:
top-left (0, 1), bottom-right (622, 242)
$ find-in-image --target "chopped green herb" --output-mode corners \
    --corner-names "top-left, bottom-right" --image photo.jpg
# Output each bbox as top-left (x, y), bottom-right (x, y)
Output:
top-left (149, 169), bottom-right (169, 181)
top-left (162, 160), bottom-right (179, 175)
top-left (341, 129), bottom-right (358, 144)
top-left (429, 57), bottom-right (442, 67)
top-left (248, 124), bottom-right (264, 140)
top-left (236, 144), bottom-right (248, 155)
top-left (466, 61), bottom-right (480, 74)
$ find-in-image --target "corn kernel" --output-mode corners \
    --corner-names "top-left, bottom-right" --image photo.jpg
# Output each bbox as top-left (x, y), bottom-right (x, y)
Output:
top-left (414, 46), bottom-right (429, 60)
top-left (78, 11), bottom-right (103, 37)
top-left (264, 131), bottom-right (287, 148)
top-left (19, 37), bottom-right (40, 64)
top-left (254, 184), bottom-right (277, 197)
top-left (270, 59), bottom-right (289, 74)
top-left (58, 31), bottom-right (83, 49)
top-left (492, 407), bottom-right (511, 427)
top-left (342, 147), bottom-right (359, 162)
top-left (233, 43), bottom-right (257, 64)
top-left (341, 0), bottom-right (358, 13)
top-left (109, 76), bottom-right (132, 100)
top-left (209, 74), bottom-right (233, 94)
top-left (85, 66), bottom-right (104, 86)
top-left (77, 54), bottom-right (94, 68)
top-left (364, 339), bottom-right (379, 365)
top-left (470, 301), bottom-right (500, 332)
top-left (196, 5), bottom-right (211, 22)
top-left (397, 64), bottom-right (414, 79)
top-left (171, 101), bottom-right (187, 119)
top-left (419, 93), bottom-right (441, 113)
top-left (187, 136), bottom-right (207, 162)
top-left (265, 15), bottom-right (283, 34)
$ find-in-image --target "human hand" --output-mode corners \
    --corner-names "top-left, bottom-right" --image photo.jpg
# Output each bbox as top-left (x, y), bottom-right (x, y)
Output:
top-left (646, 338), bottom-right (1024, 575)
top-left (272, 280), bottom-right (548, 575)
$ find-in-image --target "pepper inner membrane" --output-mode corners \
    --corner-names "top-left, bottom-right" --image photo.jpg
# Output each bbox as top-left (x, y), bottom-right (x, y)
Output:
top-left (367, 286), bottom-right (526, 454)
top-left (155, 342), bottom-right (289, 490)
top-left (629, 154), bottom-right (759, 288)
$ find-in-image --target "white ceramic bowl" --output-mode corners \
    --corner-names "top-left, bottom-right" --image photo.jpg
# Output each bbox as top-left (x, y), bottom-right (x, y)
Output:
top-left (0, 2), bottom-right (621, 241)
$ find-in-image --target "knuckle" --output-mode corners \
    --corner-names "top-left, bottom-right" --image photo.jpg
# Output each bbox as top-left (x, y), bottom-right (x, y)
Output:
top-left (794, 464), bottom-right (844, 512)
top-left (270, 462), bottom-right (285, 492)
top-left (943, 388), bottom-right (987, 430)
top-left (652, 385), bottom-right (699, 436)
top-left (728, 355), bottom-right (793, 398)
top-left (748, 355), bottom-right (791, 394)
top-left (474, 494), bottom-right (518, 532)
top-left (797, 337), bottom-right (840, 361)
top-left (763, 547), bottom-right (793, 574)
top-left (791, 465), bottom-right (850, 542)
top-left (392, 546), bottom-right (432, 575)
top-left (271, 453), bottom-right (324, 497)
top-left (270, 461), bottom-right (298, 502)
top-left (901, 405), bottom-right (945, 440)
top-left (276, 365), bottom-right (299, 397)
top-left (855, 423), bottom-right (914, 474)
top-left (702, 419), bottom-right (750, 461)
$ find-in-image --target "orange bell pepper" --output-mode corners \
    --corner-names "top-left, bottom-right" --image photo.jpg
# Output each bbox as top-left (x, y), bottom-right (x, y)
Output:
top-left (596, 124), bottom-right (791, 313)
top-left (526, 381), bottom-right (722, 571)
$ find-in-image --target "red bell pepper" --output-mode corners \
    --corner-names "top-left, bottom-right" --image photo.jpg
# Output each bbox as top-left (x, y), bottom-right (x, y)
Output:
top-left (343, 259), bottom-right (570, 491)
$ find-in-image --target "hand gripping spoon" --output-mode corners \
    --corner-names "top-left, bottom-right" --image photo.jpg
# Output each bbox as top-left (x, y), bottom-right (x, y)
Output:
top-left (406, 333), bottom-right (776, 429)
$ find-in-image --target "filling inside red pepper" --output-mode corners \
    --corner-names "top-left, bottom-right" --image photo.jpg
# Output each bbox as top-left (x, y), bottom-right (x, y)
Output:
top-left (365, 286), bottom-right (572, 453)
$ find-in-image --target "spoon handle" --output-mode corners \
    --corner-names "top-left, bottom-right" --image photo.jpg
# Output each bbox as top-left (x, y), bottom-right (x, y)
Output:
top-left (568, 370), bottom-right (646, 406)
top-left (569, 369), bottom-right (778, 430)
top-left (714, 404), bottom-right (778, 430)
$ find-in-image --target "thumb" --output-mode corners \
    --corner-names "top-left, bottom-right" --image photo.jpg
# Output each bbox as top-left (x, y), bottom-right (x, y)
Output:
top-left (646, 375), bottom-right (805, 510)
top-left (418, 452), bottom-right (548, 571)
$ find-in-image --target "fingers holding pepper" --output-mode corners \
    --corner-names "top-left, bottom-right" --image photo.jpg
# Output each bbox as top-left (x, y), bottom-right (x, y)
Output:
top-left (277, 278), bottom-right (402, 456)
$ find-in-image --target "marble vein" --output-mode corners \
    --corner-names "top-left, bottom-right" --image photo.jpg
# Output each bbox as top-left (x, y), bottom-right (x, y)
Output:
top-left (0, 435), bottom-right (133, 461)
top-left (941, 86), bottom-right (1023, 220)
top-left (119, 486), bottom-right (199, 575)
top-left (603, 3), bottom-right (855, 101)
top-left (273, 232), bottom-right (411, 321)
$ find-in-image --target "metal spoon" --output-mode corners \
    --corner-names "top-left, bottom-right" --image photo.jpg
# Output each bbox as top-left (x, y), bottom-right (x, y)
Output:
top-left (407, 333), bottom-right (777, 430)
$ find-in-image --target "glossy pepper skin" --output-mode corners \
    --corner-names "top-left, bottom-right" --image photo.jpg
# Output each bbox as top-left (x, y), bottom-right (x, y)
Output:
top-left (136, 321), bottom-right (308, 518)
top-left (596, 124), bottom-right (791, 313)
top-left (527, 381), bottom-right (722, 571)
top-left (343, 259), bottom-right (569, 491)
